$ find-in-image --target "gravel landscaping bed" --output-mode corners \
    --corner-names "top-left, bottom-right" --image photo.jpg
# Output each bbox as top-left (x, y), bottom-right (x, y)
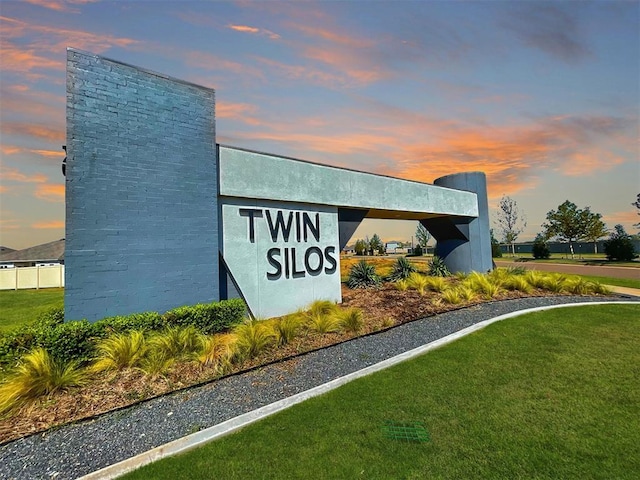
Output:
top-left (1, 295), bottom-right (637, 480)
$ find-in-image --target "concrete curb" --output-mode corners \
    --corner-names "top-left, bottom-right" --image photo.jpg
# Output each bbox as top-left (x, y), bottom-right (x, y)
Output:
top-left (80, 301), bottom-right (638, 480)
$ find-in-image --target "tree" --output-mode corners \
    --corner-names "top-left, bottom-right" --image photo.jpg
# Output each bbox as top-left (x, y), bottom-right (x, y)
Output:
top-left (369, 234), bottom-right (383, 255)
top-left (604, 224), bottom-right (636, 261)
top-left (354, 239), bottom-right (366, 256)
top-left (542, 200), bottom-right (590, 259)
top-left (415, 223), bottom-right (431, 250)
top-left (633, 193), bottom-right (640, 230)
top-left (495, 195), bottom-right (526, 257)
top-left (583, 211), bottom-right (607, 254)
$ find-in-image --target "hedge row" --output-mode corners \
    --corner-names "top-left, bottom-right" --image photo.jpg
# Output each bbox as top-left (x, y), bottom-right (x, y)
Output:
top-left (0, 298), bottom-right (246, 368)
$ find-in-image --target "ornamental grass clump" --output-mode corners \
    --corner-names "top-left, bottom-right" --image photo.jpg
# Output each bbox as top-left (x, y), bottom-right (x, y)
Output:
top-left (306, 313), bottom-right (341, 334)
top-left (308, 300), bottom-right (339, 317)
top-left (147, 326), bottom-right (201, 361)
top-left (524, 271), bottom-right (547, 289)
top-left (387, 257), bottom-right (417, 282)
top-left (335, 308), bottom-right (364, 334)
top-left (197, 333), bottom-right (237, 374)
top-left (395, 279), bottom-right (409, 291)
top-left (346, 260), bottom-right (381, 289)
top-left (442, 288), bottom-right (464, 305)
top-left (91, 330), bottom-right (147, 373)
top-left (424, 276), bottom-right (448, 293)
top-left (503, 275), bottom-right (533, 293)
top-left (269, 313), bottom-right (305, 346)
top-left (0, 348), bottom-right (85, 415)
top-left (406, 272), bottom-right (429, 295)
top-left (233, 319), bottom-right (275, 360)
top-left (542, 273), bottom-right (570, 293)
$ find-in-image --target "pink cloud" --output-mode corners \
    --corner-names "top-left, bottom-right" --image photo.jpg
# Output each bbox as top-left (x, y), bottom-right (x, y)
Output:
top-left (1, 166), bottom-right (48, 184)
top-left (228, 24), bottom-right (280, 40)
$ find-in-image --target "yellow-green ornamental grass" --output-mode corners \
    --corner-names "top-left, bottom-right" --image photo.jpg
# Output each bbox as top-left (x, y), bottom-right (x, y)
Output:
top-left (0, 269), bottom-right (612, 417)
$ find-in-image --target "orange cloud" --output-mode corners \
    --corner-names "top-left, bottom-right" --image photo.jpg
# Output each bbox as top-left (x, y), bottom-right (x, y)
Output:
top-left (35, 183), bottom-right (65, 202)
top-left (32, 220), bottom-right (65, 229)
top-left (1, 167), bottom-right (48, 184)
top-left (0, 145), bottom-right (63, 158)
top-left (2, 123), bottom-right (64, 142)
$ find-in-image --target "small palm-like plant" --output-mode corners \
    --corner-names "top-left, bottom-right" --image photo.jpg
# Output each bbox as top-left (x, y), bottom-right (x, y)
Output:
top-left (346, 260), bottom-right (381, 289)
top-left (0, 348), bottom-right (85, 415)
top-left (387, 257), bottom-right (416, 282)
top-left (335, 308), bottom-right (364, 334)
top-left (233, 320), bottom-right (275, 360)
top-left (406, 272), bottom-right (429, 295)
top-left (148, 326), bottom-right (201, 360)
top-left (428, 255), bottom-right (451, 277)
top-left (197, 333), bottom-right (237, 374)
top-left (306, 313), bottom-right (341, 334)
top-left (92, 330), bottom-right (147, 372)
top-left (269, 314), bottom-right (305, 346)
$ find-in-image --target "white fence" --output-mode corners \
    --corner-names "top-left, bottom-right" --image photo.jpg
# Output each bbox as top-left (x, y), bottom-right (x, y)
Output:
top-left (0, 265), bottom-right (65, 290)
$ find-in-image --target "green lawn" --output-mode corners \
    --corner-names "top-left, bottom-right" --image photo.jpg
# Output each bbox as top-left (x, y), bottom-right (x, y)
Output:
top-left (578, 275), bottom-right (640, 289)
top-left (0, 288), bottom-right (64, 333)
top-left (124, 304), bottom-right (640, 480)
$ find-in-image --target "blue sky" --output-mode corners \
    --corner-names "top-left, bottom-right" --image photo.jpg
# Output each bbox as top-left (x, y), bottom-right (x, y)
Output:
top-left (1, 0), bottom-right (638, 249)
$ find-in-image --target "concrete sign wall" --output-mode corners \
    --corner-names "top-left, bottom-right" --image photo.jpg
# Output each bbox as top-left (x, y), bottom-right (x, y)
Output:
top-left (65, 50), bottom-right (492, 322)
top-left (221, 198), bottom-right (340, 318)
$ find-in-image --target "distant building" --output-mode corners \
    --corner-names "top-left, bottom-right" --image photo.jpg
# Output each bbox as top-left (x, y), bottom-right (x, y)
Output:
top-left (0, 239), bottom-right (65, 268)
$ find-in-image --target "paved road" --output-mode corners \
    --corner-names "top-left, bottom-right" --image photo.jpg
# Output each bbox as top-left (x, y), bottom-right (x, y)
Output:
top-left (494, 260), bottom-right (640, 280)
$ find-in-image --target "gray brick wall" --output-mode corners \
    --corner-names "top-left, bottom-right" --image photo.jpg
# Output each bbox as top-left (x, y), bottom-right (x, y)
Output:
top-left (65, 49), bottom-right (219, 321)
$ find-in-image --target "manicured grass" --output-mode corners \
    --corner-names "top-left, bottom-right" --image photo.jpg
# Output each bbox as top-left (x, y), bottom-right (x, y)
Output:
top-left (507, 255), bottom-right (639, 268)
top-left (577, 275), bottom-right (640, 289)
top-left (123, 304), bottom-right (640, 480)
top-left (0, 288), bottom-right (64, 333)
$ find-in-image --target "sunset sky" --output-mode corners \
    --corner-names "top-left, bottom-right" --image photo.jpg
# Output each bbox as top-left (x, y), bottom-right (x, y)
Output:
top-left (1, 0), bottom-right (638, 250)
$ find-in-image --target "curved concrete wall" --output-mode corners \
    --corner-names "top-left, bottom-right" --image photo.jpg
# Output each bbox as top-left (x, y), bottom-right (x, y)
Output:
top-left (423, 172), bottom-right (492, 274)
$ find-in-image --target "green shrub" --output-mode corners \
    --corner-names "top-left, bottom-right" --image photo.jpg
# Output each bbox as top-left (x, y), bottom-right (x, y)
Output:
top-left (162, 298), bottom-right (246, 334)
top-left (387, 257), bottom-right (417, 282)
top-left (346, 260), bottom-right (381, 289)
top-left (0, 348), bottom-right (85, 415)
top-left (532, 235), bottom-right (551, 259)
top-left (0, 299), bottom-right (246, 370)
top-left (604, 224), bottom-right (637, 261)
top-left (428, 256), bottom-right (451, 277)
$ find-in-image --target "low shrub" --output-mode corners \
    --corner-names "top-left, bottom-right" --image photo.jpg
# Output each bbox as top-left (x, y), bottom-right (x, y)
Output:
top-left (532, 235), bottom-right (551, 259)
top-left (425, 276), bottom-right (448, 293)
top-left (307, 300), bottom-right (338, 318)
top-left (442, 288), bottom-right (463, 305)
top-left (346, 260), bottom-right (381, 289)
top-left (0, 299), bottom-right (246, 370)
top-left (394, 279), bottom-right (409, 291)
